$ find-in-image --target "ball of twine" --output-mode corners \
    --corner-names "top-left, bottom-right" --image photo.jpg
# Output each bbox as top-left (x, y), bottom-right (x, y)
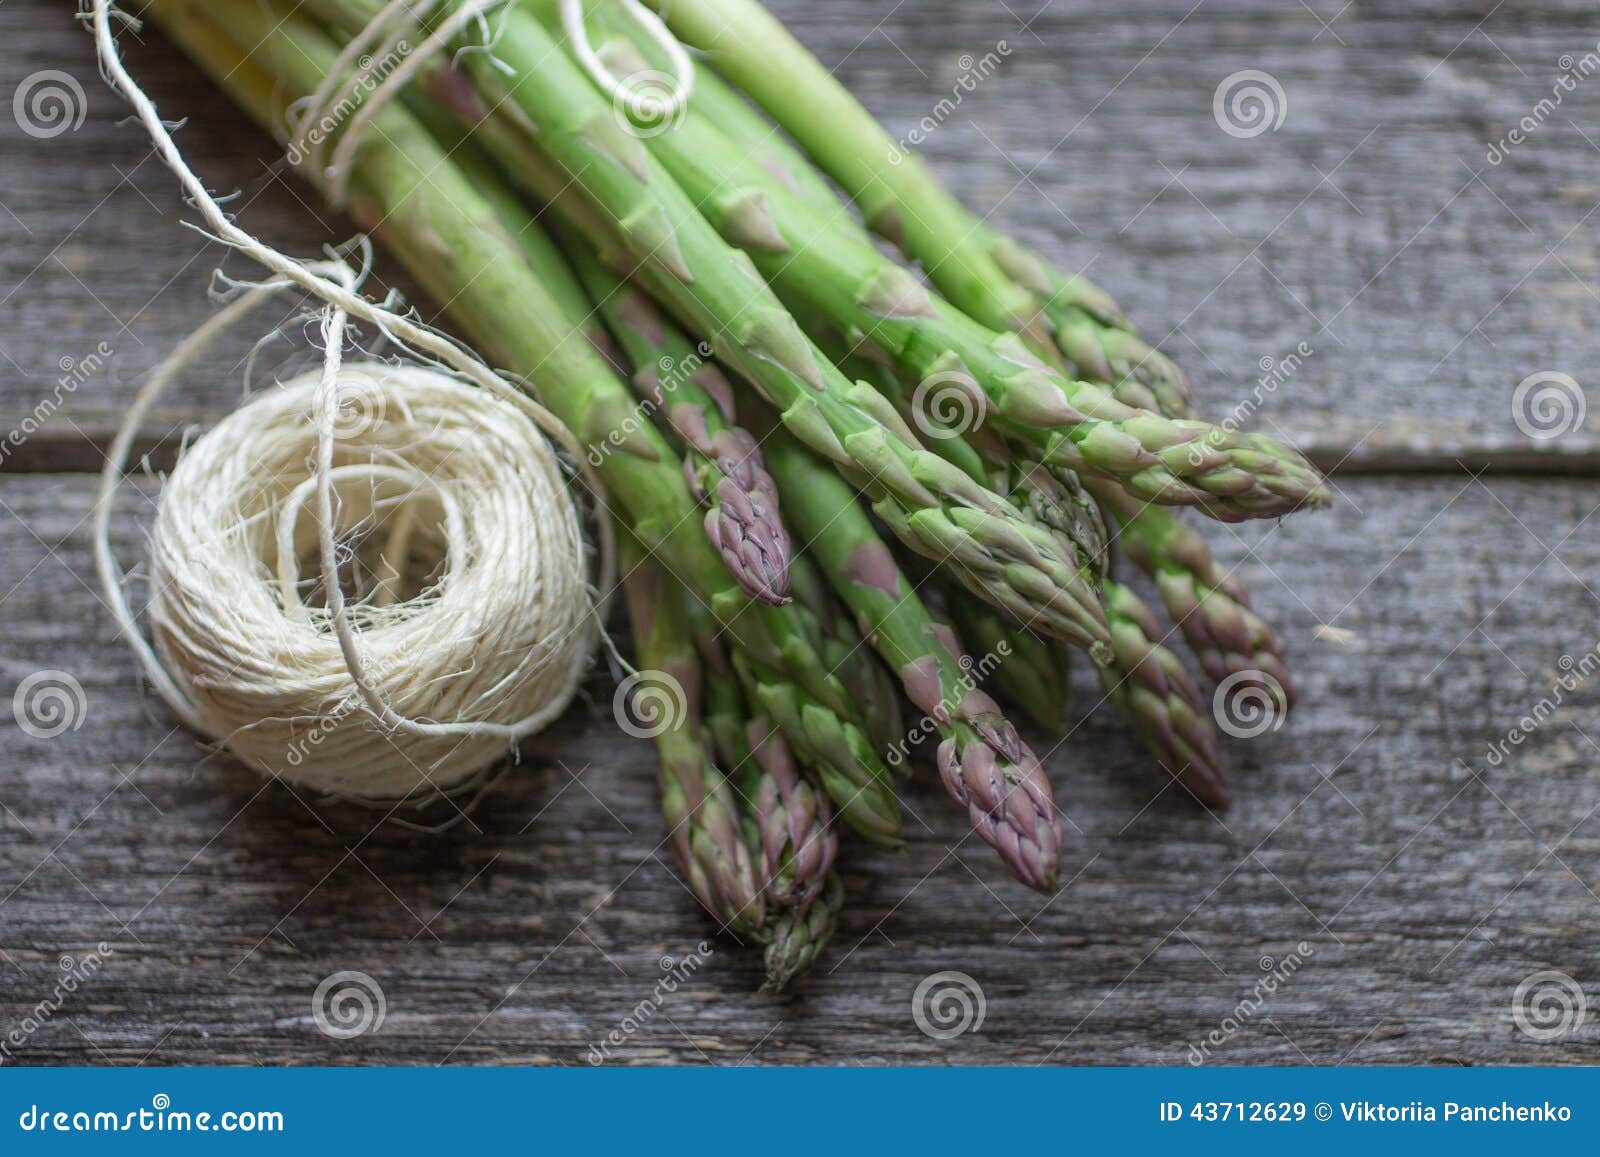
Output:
top-left (140, 362), bottom-right (597, 801)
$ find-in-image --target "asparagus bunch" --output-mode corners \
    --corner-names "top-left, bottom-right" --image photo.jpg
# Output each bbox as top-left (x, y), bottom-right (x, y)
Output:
top-left (539, 9), bottom-right (1322, 521)
top-left (426, 1), bottom-right (1119, 655)
top-left (570, 6), bottom-right (1293, 711)
top-left (128, 0), bottom-right (1326, 992)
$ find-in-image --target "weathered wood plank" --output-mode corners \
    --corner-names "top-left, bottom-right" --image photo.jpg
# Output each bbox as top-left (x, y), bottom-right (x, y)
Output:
top-left (3, 1), bottom-right (1600, 465)
top-left (2, 473), bottom-right (1596, 1065)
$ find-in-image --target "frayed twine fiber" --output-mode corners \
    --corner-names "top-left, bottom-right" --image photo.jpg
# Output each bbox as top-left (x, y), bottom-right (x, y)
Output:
top-left (137, 362), bottom-right (596, 799)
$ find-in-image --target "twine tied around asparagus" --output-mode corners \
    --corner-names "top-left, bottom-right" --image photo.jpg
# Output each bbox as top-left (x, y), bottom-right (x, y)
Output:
top-left (559, 0), bottom-right (695, 127)
top-left (89, 0), bottom-right (611, 805)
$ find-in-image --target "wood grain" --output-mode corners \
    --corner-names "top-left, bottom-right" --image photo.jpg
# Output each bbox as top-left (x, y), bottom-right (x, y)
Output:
top-left (2, 0), bottom-right (1598, 1067)
top-left (2, 474), bottom-right (1597, 1065)
top-left (3, 0), bottom-right (1600, 465)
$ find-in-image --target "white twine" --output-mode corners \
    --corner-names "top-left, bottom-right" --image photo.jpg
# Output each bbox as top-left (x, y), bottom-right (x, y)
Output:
top-left (88, 0), bottom-right (612, 802)
top-left (130, 359), bottom-right (595, 798)
top-left (560, 0), bottom-right (695, 122)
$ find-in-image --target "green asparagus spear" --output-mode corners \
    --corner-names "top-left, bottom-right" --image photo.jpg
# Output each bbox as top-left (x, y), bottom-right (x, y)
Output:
top-left (944, 596), bottom-right (1072, 735)
top-left (763, 871), bottom-right (844, 992)
top-left (1099, 582), bottom-right (1230, 808)
top-left (758, 421), bottom-right (1063, 892)
top-left (1093, 481), bottom-right (1294, 708)
top-left (642, 0), bottom-right (1193, 415)
top-left (618, 533), bottom-right (766, 935)
top-left (785, 553), bottom-right (904, 762)
top-left (558, 223), bottom-right (793, 605)
top-left (688, 594), bottom-right (838, 911)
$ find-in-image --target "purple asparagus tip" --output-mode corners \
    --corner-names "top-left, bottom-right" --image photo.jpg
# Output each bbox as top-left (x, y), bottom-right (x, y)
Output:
top-left (936, 736), bottom-right (1062, 893)
top-left (697, 428), bottom-right (793, 605)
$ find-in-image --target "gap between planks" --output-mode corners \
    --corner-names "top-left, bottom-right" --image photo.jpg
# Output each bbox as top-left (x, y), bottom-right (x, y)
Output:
top-left (4, 431), bottom-right (1600, 480)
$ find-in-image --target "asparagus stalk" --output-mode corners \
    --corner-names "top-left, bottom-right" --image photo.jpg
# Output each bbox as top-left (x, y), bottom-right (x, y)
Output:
top-left (558, 224), bottom-right (793, 605)
top-left (758, 421), bottom-right (1063, 892)
top-left (944, 595), bottom-right (1072, 735)
top-left (785, 553), bottom-right (904, 761)
top-left (763, 871), bottom-right (844, 992)
top-left (1093, 482), bottom-right (1294, 707)
top-left (1099, 582), bottom-right (1230, 809)
top-left (148, 0), bottom-right (903, 846)
top-left (642, 0), bottom-right (1194, 416)
top-left (689, 595), bottom-right (838, 911)
top-left (387, 0), bottom-right (1117, 655)
top-left (688, 65), bottom-right (852, 236)
top-left (618, 533), bottom-right (766, 935)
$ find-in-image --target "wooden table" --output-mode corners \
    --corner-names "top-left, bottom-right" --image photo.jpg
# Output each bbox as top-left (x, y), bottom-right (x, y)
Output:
top-left (2, 0), bottom-right (1597, 1065)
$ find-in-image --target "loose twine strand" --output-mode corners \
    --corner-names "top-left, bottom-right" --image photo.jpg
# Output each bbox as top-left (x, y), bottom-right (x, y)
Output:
top-left (559, 0), bottom-right (694, 122)
top-left (89, 0), bottom-right (616, 802)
